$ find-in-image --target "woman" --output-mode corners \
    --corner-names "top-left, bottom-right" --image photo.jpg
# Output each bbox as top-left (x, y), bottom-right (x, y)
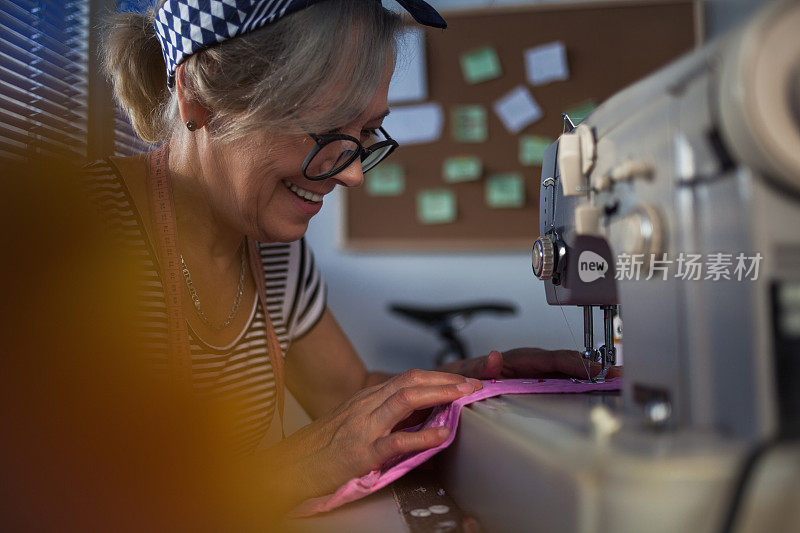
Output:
top-left (95, 0), bottom-right (604, 518)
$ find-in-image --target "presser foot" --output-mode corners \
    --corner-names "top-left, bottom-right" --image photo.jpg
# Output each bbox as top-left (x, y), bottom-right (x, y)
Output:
top-left (570, 364), bottom-right (611, 384)
top-left (570, 376), bottom-right (607, 384)
top-left (592, 364), bottom-right (612, 383)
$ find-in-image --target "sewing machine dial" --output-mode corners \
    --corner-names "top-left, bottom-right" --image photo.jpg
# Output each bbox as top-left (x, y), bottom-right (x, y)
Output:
top-left (532, 235), bottom-right (555, 280)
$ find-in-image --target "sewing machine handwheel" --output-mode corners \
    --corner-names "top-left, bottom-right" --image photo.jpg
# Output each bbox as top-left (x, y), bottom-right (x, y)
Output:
top-left (532, 235), bottom-right (555, 280)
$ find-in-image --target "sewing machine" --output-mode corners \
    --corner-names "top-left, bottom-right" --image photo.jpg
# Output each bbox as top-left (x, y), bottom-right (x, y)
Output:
top-left (440, 1), bottom-right (800, 530)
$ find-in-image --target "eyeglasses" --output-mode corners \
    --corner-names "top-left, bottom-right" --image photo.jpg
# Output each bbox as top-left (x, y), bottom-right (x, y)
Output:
top-left (301, 126), bottom-right (399, 181)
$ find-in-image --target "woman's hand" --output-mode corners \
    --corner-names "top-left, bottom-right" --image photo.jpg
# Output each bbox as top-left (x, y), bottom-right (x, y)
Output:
top-left (436, 347), bottom-right (622, 381)
top-left (262, 369), bottom-right (482, 506)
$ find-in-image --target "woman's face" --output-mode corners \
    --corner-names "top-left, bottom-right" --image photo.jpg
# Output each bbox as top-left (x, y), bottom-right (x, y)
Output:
top-left (202, 67), bottom-right (393, 244)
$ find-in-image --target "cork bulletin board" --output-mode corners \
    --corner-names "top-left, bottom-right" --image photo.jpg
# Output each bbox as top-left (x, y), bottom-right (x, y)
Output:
top-left (342, 0), bottom-right (697, 251)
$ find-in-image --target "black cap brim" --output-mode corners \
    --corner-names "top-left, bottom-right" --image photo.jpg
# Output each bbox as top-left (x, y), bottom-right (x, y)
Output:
top-left (395, 0), bottom-right (447, 29)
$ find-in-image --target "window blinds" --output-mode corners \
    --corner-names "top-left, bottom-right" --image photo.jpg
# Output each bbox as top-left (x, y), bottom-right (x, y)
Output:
top-left (0, 0), bottom-right (89, 162)
top-left (114, 106), bottom-right (151, 156)
top-left (113, 0), bottom-right (153, 156)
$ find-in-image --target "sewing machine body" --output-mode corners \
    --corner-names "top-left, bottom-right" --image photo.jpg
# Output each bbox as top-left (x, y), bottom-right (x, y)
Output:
top-left (537, 40), bottom-right (774, 438)
top-left (440, 390), bottom-right (800, 532)
top-left (442, 1), bottom-right (800, 530)
top-left (538, 0), bottom-right (800, 440)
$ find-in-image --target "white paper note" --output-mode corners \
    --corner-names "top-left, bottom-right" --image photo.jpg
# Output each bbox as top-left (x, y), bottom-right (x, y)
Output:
top-left (493, 86), bottom-right (543, 134)
top-left (388, 27), bottom-right (427, 104)
top-left (383, 103), bottom-right (444, 145)
top-left (525, 41), bottom-right (570, 86)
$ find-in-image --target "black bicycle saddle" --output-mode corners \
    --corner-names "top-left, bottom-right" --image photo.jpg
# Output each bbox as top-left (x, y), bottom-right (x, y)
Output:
top-left (388, 302), bottom-right (517, 328)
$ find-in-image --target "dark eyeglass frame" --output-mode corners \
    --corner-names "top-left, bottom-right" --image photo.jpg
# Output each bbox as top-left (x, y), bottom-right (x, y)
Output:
top-left (301, 126), bottom-right (399, 181)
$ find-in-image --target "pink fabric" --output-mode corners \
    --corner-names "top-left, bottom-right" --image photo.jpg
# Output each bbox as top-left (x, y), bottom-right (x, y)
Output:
top-left (290, 378), bottom-right (621, 517)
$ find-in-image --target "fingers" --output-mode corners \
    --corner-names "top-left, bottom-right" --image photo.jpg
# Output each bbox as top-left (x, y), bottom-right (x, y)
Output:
top-left (372, 382), bottom-right (479, 432)
top-left (391, 407), bottom-right (434, 432)
top-left (547, 352), bottom-right (623, 379)
top-left (344, 369), bottom-right (477, 416)
top-left (435, 351), bottom-right (504, 379)
top-left (499, 347), bottom-right (625, 379)
top-left (556, 350), bottom-right (594, 377)
top-left (381, 368), bottom-right (481, 396)
top-left (372, 427), bottom-right (451, 460)
top-left (550, 351), bottom-right (624, 379)
top-left (481, 351), bottom-right (504, 379)
top-left (500, 347), bottom-right (585, 378)
top-left (314, 371), bottom-right (479, 490)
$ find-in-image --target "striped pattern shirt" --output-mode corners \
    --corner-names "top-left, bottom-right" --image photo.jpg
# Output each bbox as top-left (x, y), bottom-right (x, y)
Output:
top-left (84, 159), bottom-right (326, 454)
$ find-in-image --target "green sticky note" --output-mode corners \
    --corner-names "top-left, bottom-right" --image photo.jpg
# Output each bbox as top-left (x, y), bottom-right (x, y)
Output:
top-left (417, 189), bottom-right (457, 224)
top-left (366, 164), bottom-right (405, 196)
top-left (443, 156), bottom-right (482, 183)
top-left (519, 135), bottom-right (552, 166)
top-left (486, 173), bottom-right (525, 208)
top-left (452, 105), bottom-right (487, 143)
top-left (460, 46), bottom-right (502, 84)
top-left (564, 100), bottom-right (597, 124)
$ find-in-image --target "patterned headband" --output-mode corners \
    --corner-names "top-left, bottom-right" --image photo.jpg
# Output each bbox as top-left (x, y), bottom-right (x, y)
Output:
top-left (154, 0), bottom-right (447, 87)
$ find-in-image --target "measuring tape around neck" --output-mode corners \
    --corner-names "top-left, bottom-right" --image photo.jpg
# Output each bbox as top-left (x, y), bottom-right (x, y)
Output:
top-left (146, 143), bottom-right (285, 435)
top-left (146, 143), bottom-right (193, 388)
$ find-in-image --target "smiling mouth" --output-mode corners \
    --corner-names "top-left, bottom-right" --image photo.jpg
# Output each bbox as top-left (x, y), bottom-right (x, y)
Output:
top-left (283, 179), bottom-right (324, 203)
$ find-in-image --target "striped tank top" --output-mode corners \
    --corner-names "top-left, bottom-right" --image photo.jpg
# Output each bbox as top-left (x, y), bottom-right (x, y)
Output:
top-left (84, 159), bottom-right (326, 454)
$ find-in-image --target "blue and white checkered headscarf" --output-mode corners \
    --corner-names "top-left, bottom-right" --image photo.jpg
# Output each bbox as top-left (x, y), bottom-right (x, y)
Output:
top-left (154, 0), bottom-right (446, 87)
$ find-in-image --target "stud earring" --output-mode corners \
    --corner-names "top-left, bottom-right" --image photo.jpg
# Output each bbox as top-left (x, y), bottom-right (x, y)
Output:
top-left (186, 120), bottom-right (197, 131)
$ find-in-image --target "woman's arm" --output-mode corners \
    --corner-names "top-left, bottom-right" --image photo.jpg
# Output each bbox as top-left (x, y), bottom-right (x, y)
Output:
top-left (243, 369), bottom-right (481, 517)
top-left (285, 308), bottom-right (621, 419)
top-left (437, 348), bottom-right (622, 380)
top-left (284, 307), bottom-right (393, 419)
top-left (266, 308), bottom-right (620, 519)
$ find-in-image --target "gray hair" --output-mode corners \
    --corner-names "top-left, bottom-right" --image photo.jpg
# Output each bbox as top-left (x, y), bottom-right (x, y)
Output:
top-left (101, 0), bottom-right (402, 144)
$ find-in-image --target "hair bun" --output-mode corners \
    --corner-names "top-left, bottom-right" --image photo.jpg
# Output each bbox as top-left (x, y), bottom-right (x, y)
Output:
top-left (101, 10), bottom-right (170, 143)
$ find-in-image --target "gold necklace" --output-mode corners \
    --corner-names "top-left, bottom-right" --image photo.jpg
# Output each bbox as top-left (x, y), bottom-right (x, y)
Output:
top-left (180, 240), bottom-right (247, 330)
